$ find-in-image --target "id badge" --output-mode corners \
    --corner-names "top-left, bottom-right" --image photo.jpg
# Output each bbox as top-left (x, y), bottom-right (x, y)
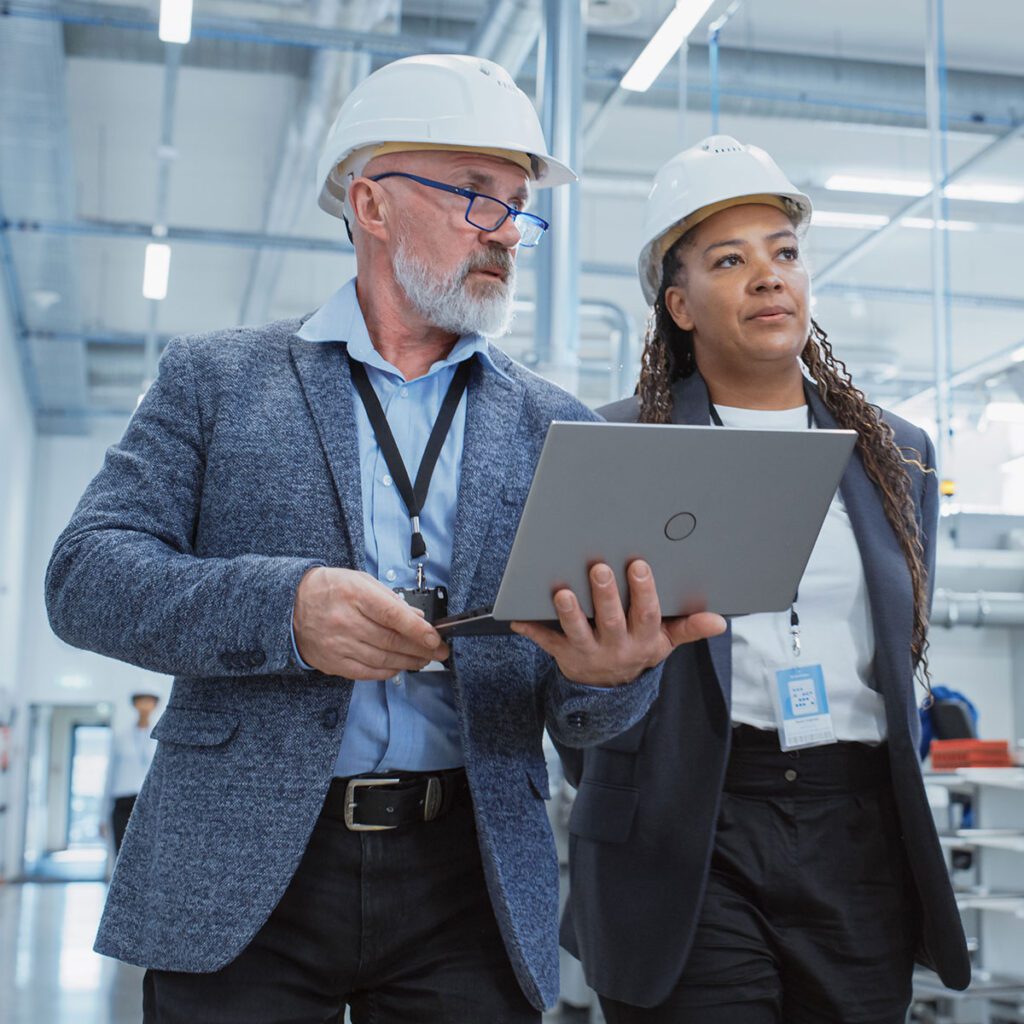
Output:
top-left (771, 664), bottom-right (838, 751)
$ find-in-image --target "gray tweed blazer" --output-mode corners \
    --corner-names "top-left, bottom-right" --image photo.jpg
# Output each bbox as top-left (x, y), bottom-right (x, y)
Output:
top-left (45, 315), bottom-right (661, 1011)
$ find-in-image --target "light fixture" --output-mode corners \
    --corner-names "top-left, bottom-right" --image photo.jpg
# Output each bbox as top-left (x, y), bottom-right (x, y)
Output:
top-left (810, 210), bottom-right (890, 230)
top-left (825, 174), bottom-right (930, 197)
top-left (158, 0), bottom-right (193, 44)
top-left (825, 174), bottom-right (1023, 204)
top-left (142, 243), bottom-right (171, 301)
top-left (900, 216), bottom-right (976, 232)
top-left (620, 1), bottom-right (715, 93)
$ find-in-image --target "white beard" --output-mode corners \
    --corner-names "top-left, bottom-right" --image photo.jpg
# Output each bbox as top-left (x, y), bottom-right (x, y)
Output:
top-left (392, 238), bottom-right (517, 338)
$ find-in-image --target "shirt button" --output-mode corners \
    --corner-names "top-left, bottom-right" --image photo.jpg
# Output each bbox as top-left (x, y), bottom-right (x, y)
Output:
top-left (382, 474), bottom-right (392, 487)
top-left (385, 569), bottom-right (397, 582)
top-left (400, 387), bottom-right (409, 398)
top-left (391, 675), bottom-right (403, 686)
top-left (784, 768), bottom-right (798, 782)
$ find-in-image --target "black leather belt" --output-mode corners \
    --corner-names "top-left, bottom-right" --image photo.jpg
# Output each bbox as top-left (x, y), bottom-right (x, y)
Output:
top-left (323, 768), bottom-right (469, 832)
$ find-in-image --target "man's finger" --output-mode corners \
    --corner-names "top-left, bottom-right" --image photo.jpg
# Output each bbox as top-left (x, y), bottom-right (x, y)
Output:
top-left (551, 588), bottom-right (597, 649)
top-left (361, 586), bottom-right (444, 649)
top-left (589, 564), bottom-right (628, 642)
top-left (625, 560), bottom-right (662, 636)
top-left (360, 616), bottom-right (450, 660)
top-left (662, 612), bottom-right (728, 648)
top-left (510, 620), bottom-right (567, 659)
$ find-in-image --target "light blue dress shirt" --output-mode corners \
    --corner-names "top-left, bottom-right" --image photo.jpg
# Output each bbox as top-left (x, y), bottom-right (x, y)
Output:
top-left (294, 278), bottom-right (510, 775)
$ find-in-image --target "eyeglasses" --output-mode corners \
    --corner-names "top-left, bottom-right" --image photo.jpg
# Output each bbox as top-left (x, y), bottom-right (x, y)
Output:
top-left (369, 171), bottom-right (549, 247)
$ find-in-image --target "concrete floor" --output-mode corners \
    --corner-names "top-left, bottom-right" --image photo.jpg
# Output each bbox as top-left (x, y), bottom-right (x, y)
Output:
top-left (0, 882), bottom-right (591, 1023)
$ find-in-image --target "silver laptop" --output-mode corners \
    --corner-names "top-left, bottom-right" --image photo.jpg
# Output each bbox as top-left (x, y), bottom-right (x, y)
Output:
top-left (436, 421), bottom-right (857, 636)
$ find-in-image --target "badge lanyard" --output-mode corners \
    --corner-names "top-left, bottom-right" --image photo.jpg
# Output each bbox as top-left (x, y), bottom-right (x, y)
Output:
top-left (349, 355), bottom-right (472, 586)
top-left (708, 398), bottom-right (836, 750)
top-left (708, 399), bottom-right (813, 658)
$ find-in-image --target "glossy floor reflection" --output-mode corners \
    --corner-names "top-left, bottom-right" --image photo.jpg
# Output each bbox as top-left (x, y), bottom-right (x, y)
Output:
top-left (0, 882), bottom-right (588, 1023)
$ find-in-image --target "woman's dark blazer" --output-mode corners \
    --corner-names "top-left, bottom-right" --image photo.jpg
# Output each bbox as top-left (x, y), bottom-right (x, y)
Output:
top-left (558, 371), bottom-right (971, 1008)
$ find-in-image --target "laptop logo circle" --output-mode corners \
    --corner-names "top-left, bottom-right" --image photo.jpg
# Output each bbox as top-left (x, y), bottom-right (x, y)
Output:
top-left (664, 512), bottom-right (697, 541)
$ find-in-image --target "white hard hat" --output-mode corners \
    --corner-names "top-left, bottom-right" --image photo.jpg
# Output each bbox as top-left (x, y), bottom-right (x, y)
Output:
top-left (317, 53), bottom-right (577, 220)
top-left (637, 135), bottom-right (812, 305)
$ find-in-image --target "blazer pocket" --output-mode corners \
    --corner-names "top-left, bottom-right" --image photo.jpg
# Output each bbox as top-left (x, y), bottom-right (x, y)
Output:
top-left (151, 707), bottom-right (239, 747)
top-left (568, 779), bottom-right (639, 844)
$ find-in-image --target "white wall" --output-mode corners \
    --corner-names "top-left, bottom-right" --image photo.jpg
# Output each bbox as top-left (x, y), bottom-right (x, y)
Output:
top-left (4, 417), bottom-right (172, 879)
top-left (0, 285), bottom-right (36, 879)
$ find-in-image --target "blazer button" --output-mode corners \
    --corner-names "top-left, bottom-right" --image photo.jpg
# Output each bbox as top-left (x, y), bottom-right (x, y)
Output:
top-left (321, 708), bottom-right (340, 729)
top-left (567, 711), bottom-right (587, 729)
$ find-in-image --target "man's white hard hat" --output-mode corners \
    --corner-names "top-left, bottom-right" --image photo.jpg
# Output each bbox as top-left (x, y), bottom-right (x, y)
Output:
top-left (637, 135), bottom-right (813, 305)
top-left (316, 53), bottom-right (577, 220)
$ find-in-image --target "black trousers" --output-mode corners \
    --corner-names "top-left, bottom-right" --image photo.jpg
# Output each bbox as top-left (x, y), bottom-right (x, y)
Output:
top-left (601, 728), bottom-right (920, 1024)
top-left (143, 775), bottom-right (539, 1024)
top-left (111, 794), bottom-right (136, 854)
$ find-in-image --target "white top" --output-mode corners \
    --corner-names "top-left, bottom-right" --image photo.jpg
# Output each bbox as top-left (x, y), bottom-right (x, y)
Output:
top-left (108, 723), bottom-right (159, 799)
top-left (717, 403), bottom-right (887, 744)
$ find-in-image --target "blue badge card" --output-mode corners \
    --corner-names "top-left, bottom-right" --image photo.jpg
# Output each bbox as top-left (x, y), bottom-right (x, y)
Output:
top-left (771, 664), bottom-right (838, 751)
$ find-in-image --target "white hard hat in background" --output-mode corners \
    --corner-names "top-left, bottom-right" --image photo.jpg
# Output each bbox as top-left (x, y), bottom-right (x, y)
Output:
top-left (317, 53), bottom-right (577, 221)
top-left (637, 135), bottom-right (813, 305)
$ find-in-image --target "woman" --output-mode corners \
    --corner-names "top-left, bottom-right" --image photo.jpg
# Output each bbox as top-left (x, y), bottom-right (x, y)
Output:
top-left (559, 136), bottom-right (970, 1023)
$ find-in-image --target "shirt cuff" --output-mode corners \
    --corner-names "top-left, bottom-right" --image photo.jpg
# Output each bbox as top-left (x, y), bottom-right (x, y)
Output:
top-left (290, 613), bottom-right (315, 671)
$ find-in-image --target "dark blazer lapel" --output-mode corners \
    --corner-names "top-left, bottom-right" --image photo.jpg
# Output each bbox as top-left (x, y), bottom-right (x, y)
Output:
top-left (669, 373), bottom-right (733, 701)
top-left (804, 381), bottom-right (913, 692)
top-left (288, 335), bottom-right (366, 570)
top-left (447, 358), bottom-right (526, 614)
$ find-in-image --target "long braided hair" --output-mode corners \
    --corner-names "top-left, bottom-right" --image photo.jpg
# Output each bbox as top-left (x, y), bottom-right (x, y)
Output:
top-left (638, 234), bottom-right (933, 685)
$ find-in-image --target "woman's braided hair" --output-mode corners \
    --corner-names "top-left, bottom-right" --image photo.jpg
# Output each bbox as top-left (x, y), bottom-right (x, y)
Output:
top-left (638, 234), bottom-right (933, 684)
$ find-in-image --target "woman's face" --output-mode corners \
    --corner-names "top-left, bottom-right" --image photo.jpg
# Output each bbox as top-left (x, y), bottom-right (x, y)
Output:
top-left (664, 203), bottom-right (811, 378)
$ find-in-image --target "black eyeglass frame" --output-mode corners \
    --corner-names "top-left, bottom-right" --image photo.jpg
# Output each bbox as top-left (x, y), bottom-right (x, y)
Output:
top-left (368, 171), bottom-right (549, 246)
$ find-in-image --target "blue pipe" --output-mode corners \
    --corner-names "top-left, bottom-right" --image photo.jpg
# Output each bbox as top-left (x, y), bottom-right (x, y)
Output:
top-left (0, 191), bottom-right (40, 411)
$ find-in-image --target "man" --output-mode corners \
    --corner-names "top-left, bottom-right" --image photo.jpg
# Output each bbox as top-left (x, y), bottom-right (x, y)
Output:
top-left (105, 691), bottom-right (160, 854)
top-left (46, 54), bottom-right (724, 1022)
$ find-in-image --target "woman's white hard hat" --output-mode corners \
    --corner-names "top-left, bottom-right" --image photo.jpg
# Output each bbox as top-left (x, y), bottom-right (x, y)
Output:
top-left (317, 53), bottom-right (577, 220)
top-left (638, 135), bottom-right (813, 305)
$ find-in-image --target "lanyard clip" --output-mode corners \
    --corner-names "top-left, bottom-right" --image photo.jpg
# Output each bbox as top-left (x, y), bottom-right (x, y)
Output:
top-left (791, 626), bottom-right (801, 659)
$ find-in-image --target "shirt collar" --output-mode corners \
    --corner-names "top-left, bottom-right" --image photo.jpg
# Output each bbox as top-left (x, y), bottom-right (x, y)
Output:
top-left (296, 277), bottom-right (510, 382)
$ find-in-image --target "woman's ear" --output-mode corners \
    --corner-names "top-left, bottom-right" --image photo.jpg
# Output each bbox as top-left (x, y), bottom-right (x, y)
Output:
top-left (664, 285), bottom-right (695, 332)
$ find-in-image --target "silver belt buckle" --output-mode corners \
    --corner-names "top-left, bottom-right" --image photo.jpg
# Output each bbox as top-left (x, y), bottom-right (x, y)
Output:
top-left (423, 776), bottom-right (443, 821)
top-left (344, 777), bottom-right (401, 832)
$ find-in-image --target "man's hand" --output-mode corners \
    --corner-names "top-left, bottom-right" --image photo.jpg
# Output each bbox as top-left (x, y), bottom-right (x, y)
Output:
top-left (511, 560), bottom-right (726, 687)
top-left (293, 567), bottom-right (449, 679)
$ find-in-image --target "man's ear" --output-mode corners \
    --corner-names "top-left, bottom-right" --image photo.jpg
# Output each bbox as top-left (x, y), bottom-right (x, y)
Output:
top-left (664, 285), bottom-right (695, 332)
top-left (348, 178), bottom-right (391, 242)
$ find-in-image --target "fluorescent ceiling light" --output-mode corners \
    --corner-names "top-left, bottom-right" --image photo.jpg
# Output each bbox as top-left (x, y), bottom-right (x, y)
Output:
top-left (945, 182), bottom-right (1024, 204)
top-left (825, 174), bottom-right (930, 197)
top-left (811, 210), bottom-right (890, 230)
top-left (143, 243), bottom-right (171, 301)
top-left (1011, 346), bottom-right (1024, 364)
top-left (901, 216), bottom-right (976, 232)
top-left (985, 402), bottom-right (1024, 424)
top-left (825, 174), bottom-right (1024, 204)
top-left (620, 1), bottom-right (714, 93)
top-left (159, 0), bottom-right (193, 44)
top-left (1002, 453), bottom-right (1024, 473)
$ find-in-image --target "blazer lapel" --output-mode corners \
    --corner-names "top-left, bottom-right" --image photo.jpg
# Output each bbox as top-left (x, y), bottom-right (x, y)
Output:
top-left (447, 359), bottom-right (526, 614)
top-left (669, 373), bottom-right (733, 701)
top-left (804, 382), bottom-right (913, 693)
top-left (288, 336), bottom-right (366, 569)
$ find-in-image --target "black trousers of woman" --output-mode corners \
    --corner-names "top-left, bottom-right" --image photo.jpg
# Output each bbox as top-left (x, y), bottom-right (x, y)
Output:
top-left (600, 726), bottom-right (920, 1024)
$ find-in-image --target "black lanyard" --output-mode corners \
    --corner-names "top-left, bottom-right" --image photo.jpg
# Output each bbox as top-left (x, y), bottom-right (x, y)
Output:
top-left (348, 355), bottom-right (472, 562)
top-left (708, 399), bottom-right (813, 656)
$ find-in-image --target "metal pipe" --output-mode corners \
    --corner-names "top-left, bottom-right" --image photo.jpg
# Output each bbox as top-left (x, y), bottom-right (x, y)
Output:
top-left (812, 120), bottom-right (1024, 288)
top-left (1, 0), bottom-right (464, 55)
top-left (925, 0), bottom-right (952, 471)
top-left (706, 1), bottom-right (742, 135)
top-left (932, 590), bottom-right (1024, 629)
top-left (533, 0), bottom-right (582, 391)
